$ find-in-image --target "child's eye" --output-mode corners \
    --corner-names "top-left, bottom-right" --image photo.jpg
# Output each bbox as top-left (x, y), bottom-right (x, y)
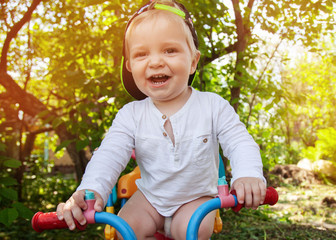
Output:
top-left (165, 48), bottom-right (177, 54)
top-left (133, 52), bottom-right (147, 58)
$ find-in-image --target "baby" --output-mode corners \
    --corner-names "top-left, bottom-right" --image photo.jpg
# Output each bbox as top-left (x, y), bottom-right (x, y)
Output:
top-left (57, 1), bottom-right (266, 239)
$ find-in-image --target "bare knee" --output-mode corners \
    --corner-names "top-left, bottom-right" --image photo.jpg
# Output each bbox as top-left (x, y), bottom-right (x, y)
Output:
top-left (197, 221), bottom-right (214, 240)
top-left (171, 220), bottom-right (213, 240)
top-left (117, 191), bottom-right (164, 239)
top-left (118, 206), bottom-right (158, 239)
top-left (171, 197), bottom-right (216, 240)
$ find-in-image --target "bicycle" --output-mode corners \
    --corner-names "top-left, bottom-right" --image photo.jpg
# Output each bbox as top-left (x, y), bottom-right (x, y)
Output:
top-left (32, 180), bottom-right (278, 240)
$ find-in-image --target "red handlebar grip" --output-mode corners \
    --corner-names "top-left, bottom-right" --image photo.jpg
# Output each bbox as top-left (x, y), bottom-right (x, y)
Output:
top-left (32, 212), bottom-right (86, 232)
top-left (263, 186), bottom-right (279, 206)
top-left (231, 186), bottom-right (278, 212)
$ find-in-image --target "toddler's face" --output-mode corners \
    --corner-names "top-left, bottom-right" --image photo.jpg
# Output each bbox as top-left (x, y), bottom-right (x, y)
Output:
top-left (126, 16), bottom-right (199, 104)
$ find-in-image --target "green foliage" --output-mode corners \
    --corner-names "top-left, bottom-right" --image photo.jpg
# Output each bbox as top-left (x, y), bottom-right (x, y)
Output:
top-left (0, 172), bottom-right (102, 240)
top-left (302, 127), bottom-right (336, 163)
top-left (0, 155), bottom-right (33, 227)
top-left (274, 42), bottom-right (336, 163)
top-left (0, 151), bottom-right (81, 239)
top-left (1, 0), bottom-right (336, 178)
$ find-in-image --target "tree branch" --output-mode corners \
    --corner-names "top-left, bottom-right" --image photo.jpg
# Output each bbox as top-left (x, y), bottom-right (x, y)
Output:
top-left (0, 72), bottom-right (47, 116)
top-left (231, 0), bottom-right (245, 50)
top-left (0, 0), bottom-right (42, 72)
top-left (203, 42), bottom-right (238, 66)
top-left (200, 0), bottom-right (256, 67)
top-left (246, 36), bottom-right (284, 127)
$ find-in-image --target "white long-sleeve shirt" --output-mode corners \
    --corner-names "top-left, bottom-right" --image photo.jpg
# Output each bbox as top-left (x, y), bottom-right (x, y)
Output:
top-left (77, 88), bottom-right (265, 216)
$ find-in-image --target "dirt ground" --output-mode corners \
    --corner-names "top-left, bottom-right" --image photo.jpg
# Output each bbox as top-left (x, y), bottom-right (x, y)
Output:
top-left (267, 164), bottom-right (336, 231)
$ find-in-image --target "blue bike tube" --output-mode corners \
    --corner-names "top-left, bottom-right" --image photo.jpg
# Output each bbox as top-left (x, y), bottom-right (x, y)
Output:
top-left (95, 212), bottom-right (137, 240)
top-left (186, 198), bottom-right (222, 240)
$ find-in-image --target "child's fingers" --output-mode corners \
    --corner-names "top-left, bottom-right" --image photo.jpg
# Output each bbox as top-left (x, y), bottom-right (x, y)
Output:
top-left (259, 181), bottom-right (267, 204)
top-left (56, 202), bottom-right (65, 220)
top-left (233, 182), bottom-right (246, 204)
top-left (251, 180), bottom-right (266, 209)
top-left (56, 191), bottom-right (88, 230)
top-left (72, 190), bottom-right (87, 210)
top-left (251, 183), bottom-right (261, 209)
top-left (64, 198), bottom-right (87, 229)
top-left (70, 200), bottom-right (87, 226)
top-left (93, 192), bottom-right (104, 212)
top-left (232, 177), bottom-right (267, 209)
top-left (243, 183), bottom-right (253, 208)
top-left (62, 199), bottom-right (77, 230)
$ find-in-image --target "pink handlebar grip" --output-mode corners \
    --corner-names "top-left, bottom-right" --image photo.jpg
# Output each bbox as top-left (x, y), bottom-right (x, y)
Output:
top-left (231, 186), bottom-right (278, 212)
top-left (32, 211), bottom-right (87, 232)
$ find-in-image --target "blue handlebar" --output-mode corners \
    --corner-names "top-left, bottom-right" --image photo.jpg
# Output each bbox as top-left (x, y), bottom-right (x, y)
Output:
top-left (186, 198), bottom-right (222, 240)
top-left (95, 212), bottom-right (137, 240)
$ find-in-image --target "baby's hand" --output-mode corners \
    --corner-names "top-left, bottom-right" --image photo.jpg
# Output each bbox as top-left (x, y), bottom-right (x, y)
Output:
top-left (231, 177), bottom-right (266, 210)
top-left (56, 189), bottom-right (104, 230)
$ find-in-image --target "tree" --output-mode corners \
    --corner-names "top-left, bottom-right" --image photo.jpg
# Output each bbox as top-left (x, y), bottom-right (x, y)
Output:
top-left (1, 0), bottom-right (335, 182)
top-left (277, 43), bottom-right (336, 160)
top-left (188, 0), bottom-right (335, 113)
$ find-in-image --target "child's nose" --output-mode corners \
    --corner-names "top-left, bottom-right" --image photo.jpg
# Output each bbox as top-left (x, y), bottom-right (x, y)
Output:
top-left (148, 54), bottom-right (164, 68)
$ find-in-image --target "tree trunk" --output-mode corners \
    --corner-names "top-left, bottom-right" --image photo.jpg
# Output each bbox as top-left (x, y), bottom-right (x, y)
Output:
top-left (16, 132), bottom-right (37, 201)
top-left (55, 123), bottom-right (88, 181)
top-left (230, 0), bottom-right (254, 112)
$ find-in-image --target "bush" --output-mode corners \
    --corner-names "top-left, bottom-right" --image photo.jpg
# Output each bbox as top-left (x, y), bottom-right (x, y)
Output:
top-left (302, 127), bottom-right (336, 163)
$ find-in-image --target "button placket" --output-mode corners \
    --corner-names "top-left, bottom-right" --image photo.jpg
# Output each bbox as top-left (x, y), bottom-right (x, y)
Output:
top-left (161, 115), bottom-right (167, 138)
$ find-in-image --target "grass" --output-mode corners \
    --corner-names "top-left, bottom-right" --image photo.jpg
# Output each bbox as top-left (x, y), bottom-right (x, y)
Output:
top-left (213, 183), bottom-right (336, 240)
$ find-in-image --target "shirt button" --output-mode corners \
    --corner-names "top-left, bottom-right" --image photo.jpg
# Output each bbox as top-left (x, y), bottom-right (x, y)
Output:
top-left (163, 132), bottom-right (167, 137)
top-left (203, 138), bottom-right (208, 143)
top-left (162, 115), bottom-right (167, 120)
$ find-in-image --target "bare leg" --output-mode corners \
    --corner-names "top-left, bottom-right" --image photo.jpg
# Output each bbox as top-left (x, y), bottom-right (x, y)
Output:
top-left (117, 190), bottom-right (164, 240)
top-left (170, 196), bottom-right (216, 240)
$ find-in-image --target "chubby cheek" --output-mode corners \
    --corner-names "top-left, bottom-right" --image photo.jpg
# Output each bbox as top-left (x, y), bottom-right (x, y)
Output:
top-left (129, 63), bottom-right (145, 81)
top-left (131, 68), bottom-right (148, 92)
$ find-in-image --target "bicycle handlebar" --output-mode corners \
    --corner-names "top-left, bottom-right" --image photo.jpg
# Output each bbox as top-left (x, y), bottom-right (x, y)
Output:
top-left (32, 186), bottom-right (278, 239)
top-left (186, 186), bottom-right (278, 240)
top-left (31, 211), bottom-right (87, 232)
top-left (32, 211), bottom-right (137, 240)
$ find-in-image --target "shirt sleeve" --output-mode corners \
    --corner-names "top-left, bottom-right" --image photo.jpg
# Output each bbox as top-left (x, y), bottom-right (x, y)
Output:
top-left (77, 103), bottom-right (136, 205)
top-left (213, 95), bottom-right (266, 185)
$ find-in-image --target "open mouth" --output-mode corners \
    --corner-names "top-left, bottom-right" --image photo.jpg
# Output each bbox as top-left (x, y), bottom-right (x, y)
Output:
top-left (150, 74), bottom-right (170, 85)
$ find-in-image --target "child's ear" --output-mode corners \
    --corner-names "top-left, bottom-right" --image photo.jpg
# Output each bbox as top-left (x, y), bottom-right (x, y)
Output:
top-left (190, 50), bottom-right (201, 74)
top-left (126, 60), bottom-right (132, 72)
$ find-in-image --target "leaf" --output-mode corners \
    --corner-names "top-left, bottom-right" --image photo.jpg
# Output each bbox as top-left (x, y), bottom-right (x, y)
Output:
top-left (0, 188), bottom-right (18, 201)
top-left (52, 118), bottom-right (63, 129)
top-left (12, 202), bottom-right (34, 219)
top-left (37, 109), bottom-right (50, 118)
top-left (4, 159), bottom-right (21, 168)
top-left (55, 139), bottom-right (75, 153)
top-left (0, 208), bottom-right (18, 227)
top-left (76, 139), bottom-right (89, 151)
top-left (0, 142), bottom-right (6, 152)
top-left (0, 177), bottom-right (18, 186)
